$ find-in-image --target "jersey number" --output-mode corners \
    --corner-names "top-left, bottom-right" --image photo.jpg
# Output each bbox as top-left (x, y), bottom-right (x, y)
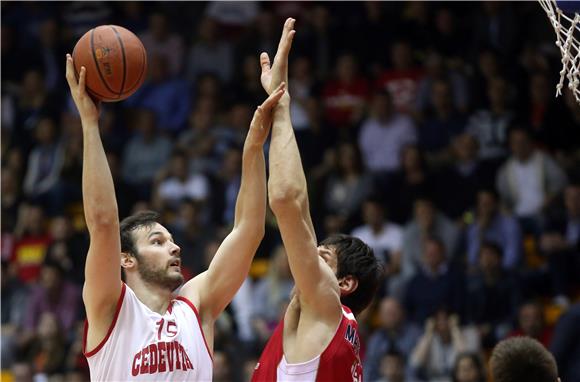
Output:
top-left (156, 318), bottom-right (177, 340)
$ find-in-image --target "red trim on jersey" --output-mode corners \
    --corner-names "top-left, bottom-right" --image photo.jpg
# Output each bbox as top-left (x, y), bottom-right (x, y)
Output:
top-left (83, 283), bottom-right (127, 358)
top-left (175, 296), bottom-right (213, 362)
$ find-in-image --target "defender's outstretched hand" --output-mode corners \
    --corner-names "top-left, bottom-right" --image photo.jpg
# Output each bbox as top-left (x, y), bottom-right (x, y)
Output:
top-left (260, 18), bottom-right (295, 95)
top-left (65, 54), bottom-right (100, 124)
top-left (247, 82), bottom-right (286, 147)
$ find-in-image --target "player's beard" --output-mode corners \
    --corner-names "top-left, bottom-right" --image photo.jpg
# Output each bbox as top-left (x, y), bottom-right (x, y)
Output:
top-left (137, 255), bottom-right (184, 291)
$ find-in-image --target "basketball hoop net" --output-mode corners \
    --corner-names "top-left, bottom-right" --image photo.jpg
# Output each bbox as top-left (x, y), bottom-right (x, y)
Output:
top-left (538, 0), bottom-right (580, 104)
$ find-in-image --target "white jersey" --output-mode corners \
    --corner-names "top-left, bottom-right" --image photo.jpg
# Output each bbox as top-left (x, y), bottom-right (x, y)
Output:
top-left (84, 284), bottom-right (213, 381)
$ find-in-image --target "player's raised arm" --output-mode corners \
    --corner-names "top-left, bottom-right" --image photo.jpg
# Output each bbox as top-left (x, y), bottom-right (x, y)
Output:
top-left (65, 55), bottom-right (122, 326)
top-left (264, 19), bottom-right (342, 320)
top-left (180, 84), bottom-right (286, 320)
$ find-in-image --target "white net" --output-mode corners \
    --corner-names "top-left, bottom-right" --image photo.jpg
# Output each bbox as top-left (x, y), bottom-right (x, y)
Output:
top-left (538, 0), bottom-right (580, 104)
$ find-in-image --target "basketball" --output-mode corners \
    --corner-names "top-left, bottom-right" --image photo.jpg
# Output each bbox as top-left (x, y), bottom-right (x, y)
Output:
top-left (72, 25), bottom-right (147, 102)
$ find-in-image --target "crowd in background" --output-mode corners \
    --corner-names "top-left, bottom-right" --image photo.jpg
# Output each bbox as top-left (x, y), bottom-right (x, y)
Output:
top-left (2, 2), bottom-right (580, 381)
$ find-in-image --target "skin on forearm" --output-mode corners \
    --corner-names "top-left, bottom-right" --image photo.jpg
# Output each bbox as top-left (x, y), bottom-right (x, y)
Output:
top-left (234, 143), bottom-right (267, 234)
top-left (268, 101), bottom-right (308, 201)
top-left (82, 121), bottom-right (119, 226)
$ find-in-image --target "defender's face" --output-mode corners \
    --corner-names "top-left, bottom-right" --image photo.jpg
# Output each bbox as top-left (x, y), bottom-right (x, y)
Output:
top-left (317, 245), bottom-right (338, 275)
top-left (132, 223), bottom-right (183, 290)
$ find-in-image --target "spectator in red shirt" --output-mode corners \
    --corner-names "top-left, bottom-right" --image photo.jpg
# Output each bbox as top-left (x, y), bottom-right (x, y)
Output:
top-left (377, 40), bottom-right (424, 115)
top-left (508, 301), bottom-right (553, 348)
top-left (322, 52), bottom-right (370, 130)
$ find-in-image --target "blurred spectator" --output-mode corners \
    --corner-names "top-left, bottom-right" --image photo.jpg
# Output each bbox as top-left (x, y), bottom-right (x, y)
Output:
top-left (431, 8), bottom-right (468, 65)
top-left (186, 17), bottom-right (234, 84)
top-left (1, 166), bottom-right (23, 230)
top-left (115, 2), bottom-right (149, 34)
top-left (153, 150), bottom-right (210, 211)
top-left (472, 3), bottom-right (518, 60)
top-left (359, 91), bottom-right (417, 173)
top-left (212, 350), bottom-right (233, 382)
top-left (322, 53), bottom-right (369, 130)
top-left (212, 147), bottom-right (242, 225)
top-left (23, 117), bottom-right (65, 215)
top-left (205, 1), bottom-right (259, 29)
top-left (252, 245), bottom-right (293, 342)
top-left (469, 49), bottom-right (504, 110)
top-left (522, 72), bottom-right (575, 152)
top-left (550, 303), bottom-right (580, 382)
top-left (451, 352), bottom-right (487, 382)
top-left (232, 54), bottom-right (265, 106)
top-left (376, 40), bottom-right (424, 115)
top-left (466, 77), bottom-right (514, 164)
top-left (12, 203), bottom-right (51, 283)
top-left (289, 56), bottom-right (316, 133)
top-left (416, 53), bottom-right (469, 115)
top-left (383, 145), bottom-right (434, 225)
top-left (121, 109), bottom-right (172, 199)
top-left (29, 18), bottom-right (66, 92)
top-left (28, 312), bottom-right (67, 378)
top-left (507, 301), bottom-right (553, 348)
top-left (417, 79), bottom-right (467, 166)
top-left (169, 199), bottom-right (212, 277)
top-left (139, 12), bottom-right (185, 76)
top-left (466, 189), bottom-right (522, 270)
top-left (322, 143), bottom-right (373, 230)
top-left (374, 348), bottom-right (407, 382)
top-left (62, 2), bottom-right (112, 39)
top-left (404, 237), bottom-right (464, 324)
top-left (297, 5), bottom-right (337, 80)
top-left (177, 96), bottom-right (222, 175)
top-left (364, 297), bottom-right (421, 382)
top-left (236, 10), bottom-right (278, 62)
top-left (540, 183), bottom-right (580, 304)
top-left (401, 198), bottom-right (460, 279)
top-left (465, 242), bottom-right (520, 348)
top-left (351, 197), bottom-right (403, 272)
top-left (106, 151), bottom-right (137, 218)
top-left (1, 261), bottom-right (30, 368)
top-left (496, 127), bottom-right (568, 233)
top-left (44, 215), bottom-right (87, 286)
top-left (23, 260), bottom-right (81, 334)
top-left (409, 310), bottom-right (469, 381)
top-left (125, 54), bottom-right (190, 133)
top-left (435, 134), bottom-right (496, 220)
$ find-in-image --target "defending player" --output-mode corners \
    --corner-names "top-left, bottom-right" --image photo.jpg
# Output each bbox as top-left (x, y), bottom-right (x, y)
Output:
top-left (65, 54), bottom-right (286, 380)
top-left (252, 19), bottom-right (383, 382)
top-left (490, 337), bottom-right (560, 382)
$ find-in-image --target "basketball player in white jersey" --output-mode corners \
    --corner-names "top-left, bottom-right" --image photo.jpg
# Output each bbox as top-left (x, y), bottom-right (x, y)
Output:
top-left (65, 54), bottom-right (286, 381)
top-left (252, 19), bottom-right (383, 381)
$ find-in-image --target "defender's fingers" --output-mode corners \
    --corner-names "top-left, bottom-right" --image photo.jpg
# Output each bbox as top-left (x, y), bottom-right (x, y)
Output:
top-left (79, 66), bottom-right (87, 93)
top-left (260, 52), bottom-right (271, 74)
top-left (65, 54), bottom-right (77, 88)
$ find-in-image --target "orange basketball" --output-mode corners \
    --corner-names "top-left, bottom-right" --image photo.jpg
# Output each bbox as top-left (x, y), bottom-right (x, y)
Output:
top-left (72, 25), bottom-right (147, 102)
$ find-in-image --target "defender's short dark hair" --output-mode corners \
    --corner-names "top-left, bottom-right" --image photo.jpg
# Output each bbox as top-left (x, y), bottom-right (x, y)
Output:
top-left (120, 211), bottom-right (160, 257)
top-left (320, 234), bottom-right (383, 315)
top-left (490, 337), bottom-right (558, 382)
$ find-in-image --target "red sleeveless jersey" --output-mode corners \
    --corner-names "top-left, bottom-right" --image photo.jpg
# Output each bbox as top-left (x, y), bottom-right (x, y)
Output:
top-left (252, 305), bottom-right (363, 382)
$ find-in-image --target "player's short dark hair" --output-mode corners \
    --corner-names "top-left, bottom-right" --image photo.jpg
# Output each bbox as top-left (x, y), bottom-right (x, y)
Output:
top-left (120, 211), bottom-right (160, 257)
top-left (320, 234), bottom-right (383, 315)
top-left (490, 337), bottom-right (558, 382)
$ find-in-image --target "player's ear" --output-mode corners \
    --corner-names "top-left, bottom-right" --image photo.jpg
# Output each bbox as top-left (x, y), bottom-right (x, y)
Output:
top-left (338, 275), bottom-right (358, 296)
top-left (121, 252), bottom-right (136, 269)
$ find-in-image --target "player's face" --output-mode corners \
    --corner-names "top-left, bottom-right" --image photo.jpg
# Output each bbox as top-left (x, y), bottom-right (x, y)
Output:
top-left (317, 245), bottom-right (338, 275)
top-left (133, 223), bottom-right (183, 291)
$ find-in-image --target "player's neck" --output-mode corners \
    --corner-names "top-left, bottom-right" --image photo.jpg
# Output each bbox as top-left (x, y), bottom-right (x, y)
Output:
top-left (129, 278), bottom-right (173, 314)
